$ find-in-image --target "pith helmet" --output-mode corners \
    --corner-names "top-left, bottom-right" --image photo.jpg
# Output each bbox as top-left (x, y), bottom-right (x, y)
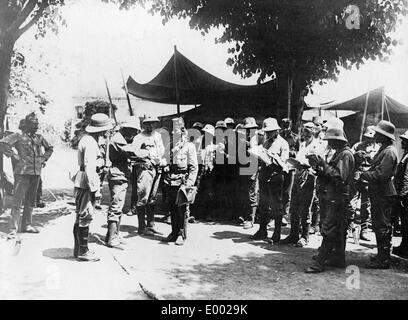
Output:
top-left (121, 116), bottom-right (141, 130)
top-left (202, 124), bottom-right (215, 136)
top-left (262, 117), bottom-right (281, 132)
top-left (323, 127), bottom-right (347, 142)
top-left (86, 113), bottom-right (114, 133)
top-left (372, 120), bottom-right (395, 141)
top-left (142, 115), bottom-right (160, 124)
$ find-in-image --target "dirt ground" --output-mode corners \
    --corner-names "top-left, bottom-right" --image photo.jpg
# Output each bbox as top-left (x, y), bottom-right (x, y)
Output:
top-left (1, 146), bottom-right (408, 300)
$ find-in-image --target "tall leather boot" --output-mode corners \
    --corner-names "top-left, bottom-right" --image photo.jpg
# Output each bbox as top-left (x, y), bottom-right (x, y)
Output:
top-left (271, 216), bottom-right (282, 244)
top-left (251, 222), bottom-right (268, 240)
top-left (137, 206), bottom-right (148, 234)
top-left (280, 216), bottom-right (300, 245)
top-left (306, 237), bottom-right (334, 273)
top-left (77, 226), bottom-right (100, 262)
top-left (163, 209), bottom-right (178, 242)
top-left (73, 223), bottom-right (79, 258)
top-left (366, 232), bottom-right (390, 269)
top-left (146, 204), bottom-right (161, 234)
top-left (393, 211), bottom-right (408, 258)
top-left (106, 221), bottom-right (120, 248)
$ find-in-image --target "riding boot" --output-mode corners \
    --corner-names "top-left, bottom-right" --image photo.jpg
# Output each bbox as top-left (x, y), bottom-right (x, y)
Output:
top-left (366, 232), bottom-right (390, 269)
top-left (280, 216), bottom-right (300, 244)
top-left (77, 226), bottom-right (100, 262)
top-left (73, 223), bottom-right (79, 258)
top-left (305, 237), bottom-right (334, 273)
top-left (271, 216), bottom-right (282, 243)
top-left (137, 206), bottom-right (147, 233)
top-left (301, 222), bottom-right (310, 243)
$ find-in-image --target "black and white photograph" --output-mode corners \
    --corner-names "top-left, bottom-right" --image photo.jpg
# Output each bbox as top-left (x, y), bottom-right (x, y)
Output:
top-left (1, 0), bottom-right (408, 303)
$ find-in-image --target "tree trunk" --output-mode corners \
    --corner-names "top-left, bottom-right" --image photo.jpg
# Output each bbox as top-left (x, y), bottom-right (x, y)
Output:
top-left (0, 33), bottom-right (16, 172)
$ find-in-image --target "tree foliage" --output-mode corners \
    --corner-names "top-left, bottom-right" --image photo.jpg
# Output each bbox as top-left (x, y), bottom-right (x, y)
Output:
top-left (131, 0), bottom-right (408, 91)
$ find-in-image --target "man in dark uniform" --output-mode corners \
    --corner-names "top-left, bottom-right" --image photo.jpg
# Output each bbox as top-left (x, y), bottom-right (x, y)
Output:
top-left (360, 120), bottom-right (398, 269)
top-left (280, 118), bottom-right (299, 225)
top-left (306, 127), bottom-right (354, 273)
top-left (393, 129), bottom-right (408, 258)
top-left (0, 113), bottom-right (54, 237)
top-left (251, 118), bottom-right (289, 243)
top-left (162, 117), bottom-right (198, 245)
top-left (105, 117), bottom-right (140, 247)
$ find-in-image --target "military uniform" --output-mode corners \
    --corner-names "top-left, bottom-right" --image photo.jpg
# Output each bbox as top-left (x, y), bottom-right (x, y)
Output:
top-left (282, 136), bottom-right (324, 246)
top-left (350, 140), bottom-right (380, 238)
top-left (307, 143), bottom-right (355, 272)
top-left (131, 128), bottom-right (165, 233)
top-left (393, 142), bottom-right (408, 258)
top-left (105, 130), bottom-right (137, 246)
top-left (253, 131), bottom-right (289, 242)
top-left (163, 128), bottom-right (198, 244)
top-left (361, 142), bottom-right (398, 267)
top-left (0, 131), bottom-right (53, 233)
top-left (280, 130), bottom-right (300, 217)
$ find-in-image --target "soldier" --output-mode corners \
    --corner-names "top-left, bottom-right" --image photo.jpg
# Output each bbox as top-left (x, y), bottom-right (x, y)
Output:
top-left (251, 118), bottom-right (289, 243)
top-left (392, 130), bottom-right (408, 258)
top-left (280, 118), bottom-right (300, 226)
top-left (131, 116), bottom-right (166, 236)
top-left (238, 117), bottom-right (260, 229)
top-left (162, 117), bottom-right (198, 245)
top-left (0, 113), bottom-right (53, 237)
top-left (224, 117), bottom-right (235, 130)
top-left (360, 120), bottom-right (398, 269)
top-left (351, 126), bottom-right (379, 241)
top-left (72, 113), bottom-right (113, 261)
top-left (191, 124), bottom-right (217, 221)
top-left (105, 117), bottom-right (140, 248)
top-left (280, 122), bottom-right (324, 247)
top-left (305, 127), bottom-right (355, 273)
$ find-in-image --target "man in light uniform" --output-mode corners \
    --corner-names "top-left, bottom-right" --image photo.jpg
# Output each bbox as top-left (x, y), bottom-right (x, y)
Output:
top-left (131, 116), bottom-right (166, 236)
top-left (280, 122), bottom-right (324, 247)
top-left (162, 117), bottom-right (198, 245)
top-left (251, 118), bottom-right (289, 243)
top-left (72, 113), bottom-right (113, 261)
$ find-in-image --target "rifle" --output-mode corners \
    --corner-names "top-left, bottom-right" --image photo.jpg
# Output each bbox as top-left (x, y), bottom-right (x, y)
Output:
top-left (104, 79), bottom-right (117, 126)
top-left (104, 79), bottom-right (117, 167)
top-left (120, 68), bottom-right (134, 116)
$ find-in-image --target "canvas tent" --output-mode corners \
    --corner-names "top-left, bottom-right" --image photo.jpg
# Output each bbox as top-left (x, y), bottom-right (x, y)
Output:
top-left (126, 47), bottom-right (282, 127)
top-left (308, 87), bottom-right (408, 145)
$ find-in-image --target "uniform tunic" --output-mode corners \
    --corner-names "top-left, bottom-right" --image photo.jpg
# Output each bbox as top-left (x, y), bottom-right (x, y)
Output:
top-left (131, 130), bottom-right (165, 207)
top-left (290, 138), bottom-right (324, 233)
top-left (361, 143), bottom-right (398, 236)
top-left (0, 132), bottom-right (53, 231)
top-left (107, 132), bottom-right (135, 222)
top-left (164, 139), bottom-right (198, 238)
top-left (258, 135), bottom-right (289, 226)
top-left (73, 134), bottom-right (102, 227)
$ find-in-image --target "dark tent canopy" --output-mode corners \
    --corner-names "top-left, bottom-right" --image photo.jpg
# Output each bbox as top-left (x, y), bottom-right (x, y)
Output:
top-left (308, 87), bottom-right (408, 145)
top-left (126, 48), bottom-right (275, 105)
top-left (315, 87), bottom-right (408, 117)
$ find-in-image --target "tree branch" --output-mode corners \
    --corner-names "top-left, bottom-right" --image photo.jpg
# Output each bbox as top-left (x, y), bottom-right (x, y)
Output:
top-left (6, 0), bottom-right (39, 34)
top-left (16, 2), bottom-right (48, 39)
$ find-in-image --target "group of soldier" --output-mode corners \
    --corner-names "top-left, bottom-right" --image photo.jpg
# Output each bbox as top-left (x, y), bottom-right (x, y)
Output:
top-left (1, 110), bottom-right (407, 274)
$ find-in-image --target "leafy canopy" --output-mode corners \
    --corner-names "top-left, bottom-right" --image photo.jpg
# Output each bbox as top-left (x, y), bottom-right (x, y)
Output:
top-left (107, 0), bottom-right (408, 90)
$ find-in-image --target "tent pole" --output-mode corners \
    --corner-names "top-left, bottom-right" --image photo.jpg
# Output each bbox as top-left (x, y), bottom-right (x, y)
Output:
top-left (360, 90), bottom-right (370, 142)
top-left (174, 45), bottom-right (181, 115)
top-left (287, 75), bottom-right (292, 119)
top-left (381, 86), bottom-right (385, 121)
